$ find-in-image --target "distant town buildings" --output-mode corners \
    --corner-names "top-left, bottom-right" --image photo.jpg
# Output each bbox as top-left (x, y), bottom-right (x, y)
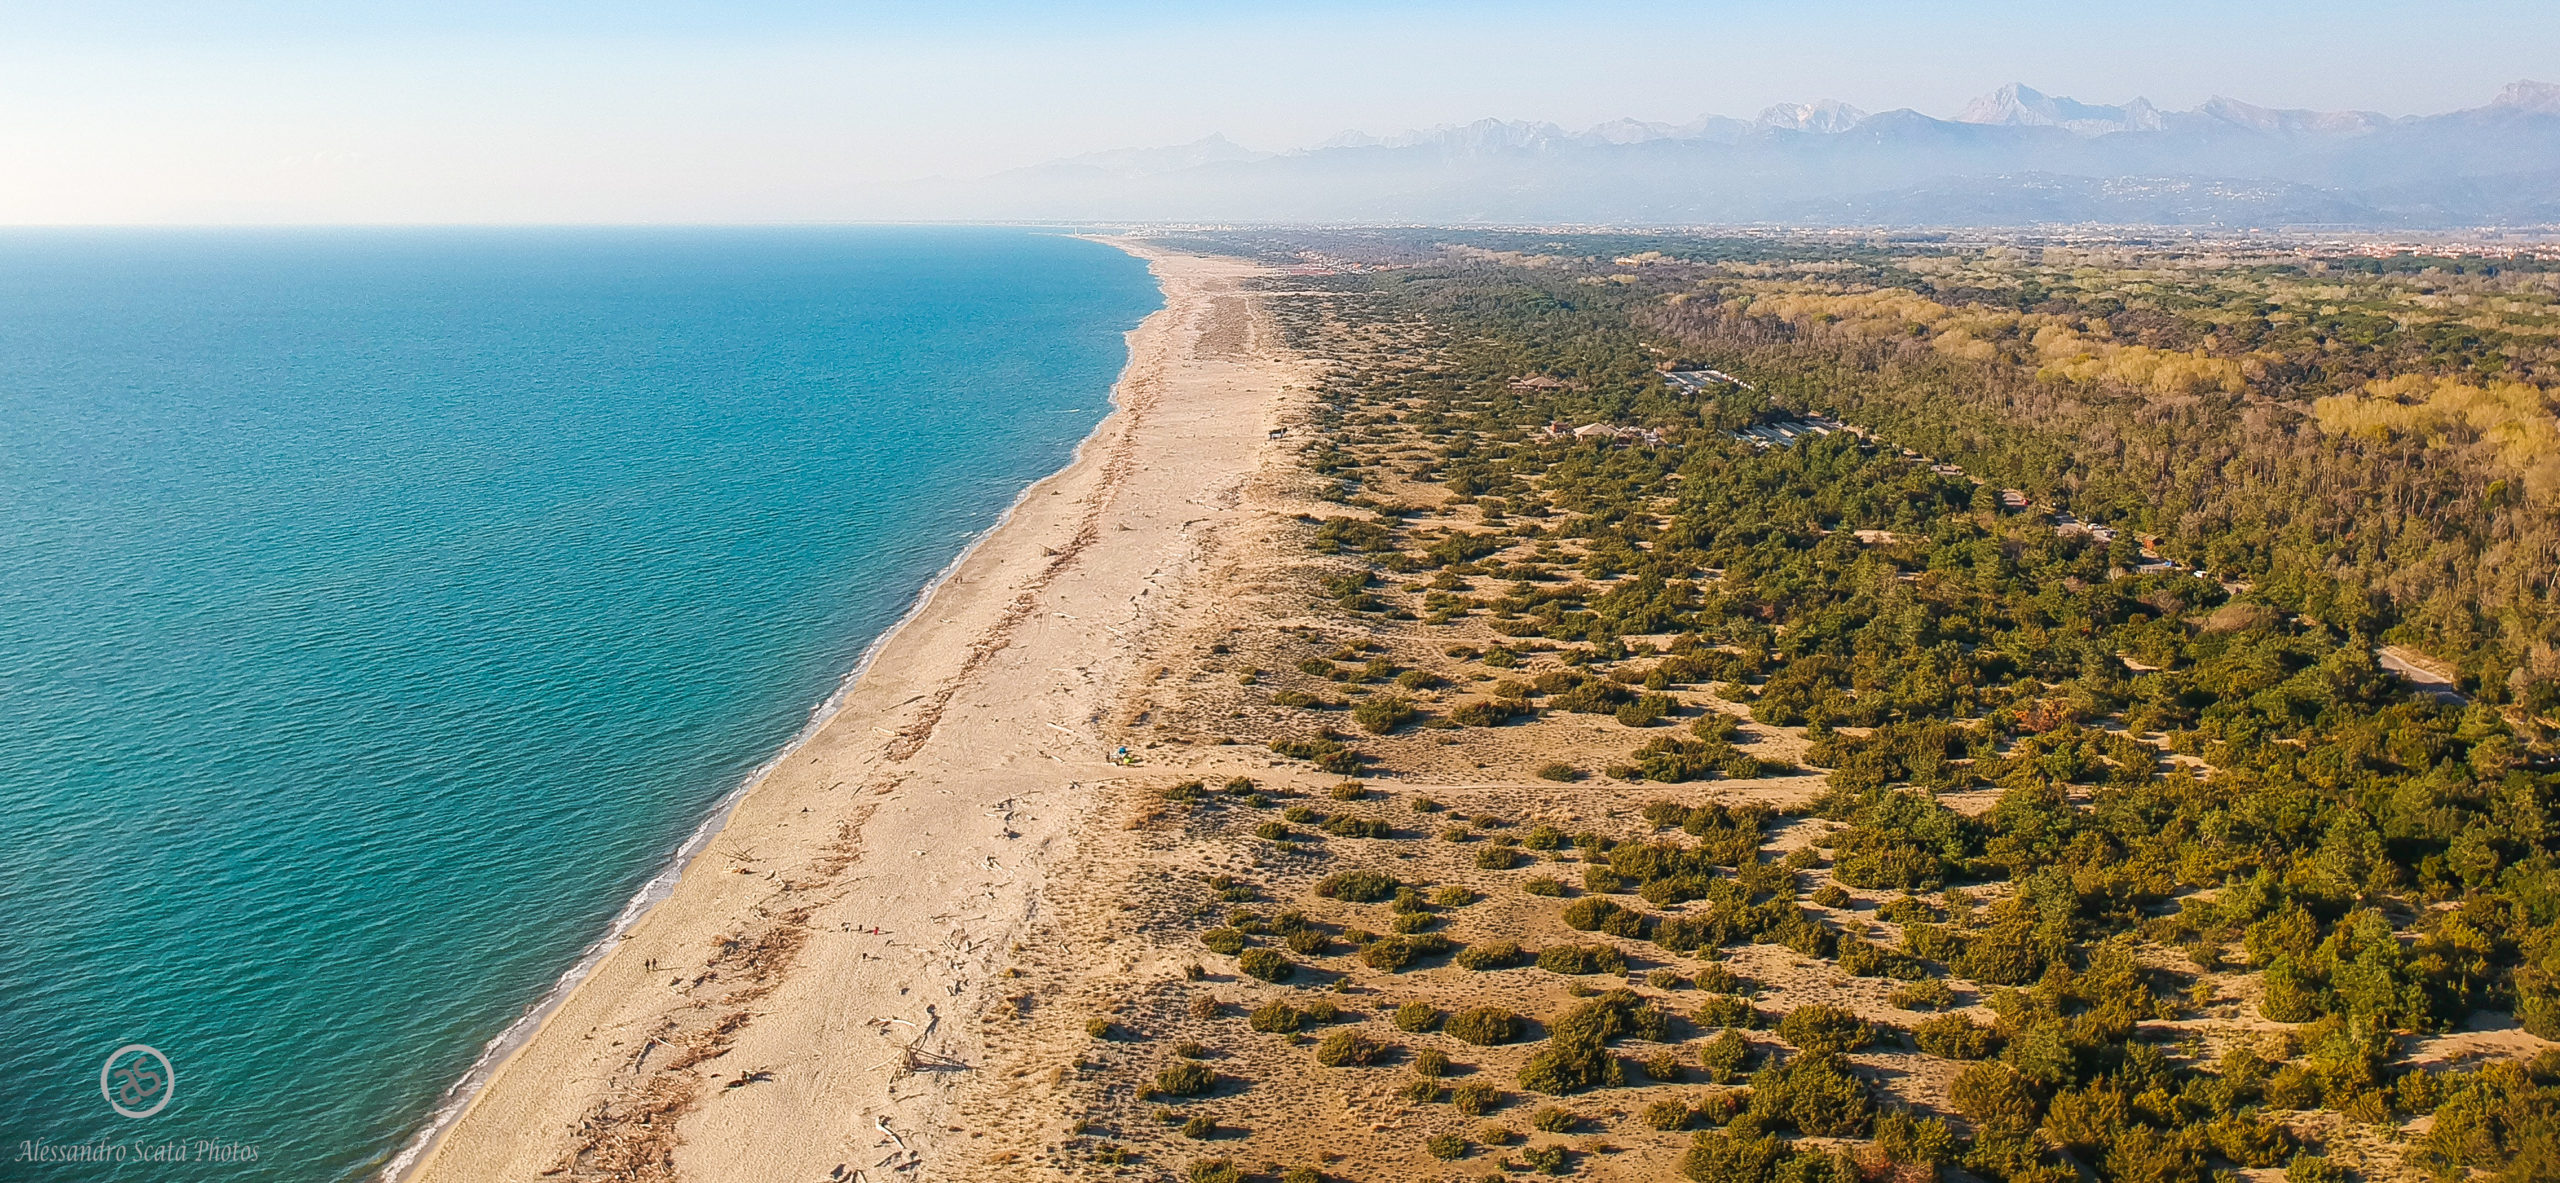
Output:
top-left (1538, 420), bottom-right (1665, 447)
top-left (1664, 368), bottom-right (1757, 393)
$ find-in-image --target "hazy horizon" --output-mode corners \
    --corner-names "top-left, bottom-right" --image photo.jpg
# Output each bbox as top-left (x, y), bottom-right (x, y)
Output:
top-left (4, 0), bottom-right (2557, 224)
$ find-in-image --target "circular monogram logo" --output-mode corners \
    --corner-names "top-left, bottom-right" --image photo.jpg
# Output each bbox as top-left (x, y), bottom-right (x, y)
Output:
top-left (101, 1044), bottom-right (175, 1119)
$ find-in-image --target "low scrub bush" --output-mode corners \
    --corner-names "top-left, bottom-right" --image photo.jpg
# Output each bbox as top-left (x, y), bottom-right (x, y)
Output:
top-left (1699, 1029), bottom-right (1755, 1081)
top-left (1237, 948), bottom-right (1293, 982)
top-left (1200, 928), bottom-right (1248, 956)
top-left (1737, 1051), bottom-right (1872, 1137)
top-left (1887, 978), bottom-right (1955, 1010)
top-left (1912, 1012), bottom-right (1995, 1060)
top-left (1447, 1006), bottom-right (1522, 1046)
top-left (1777, 1004), bottom-right (1872, 1055)
top-left (1456, 940), bottom-right (1527, 970)
top-left (1537, 944), bottom-right (1627, 975)
top-left (1451, 1081), bottom-right (1502, 1115)
top-left (1695, 994), bottom-right (1758, 1029)
top-left (1153, 1060), bottom-right (1217, 1097)
top-left (1352, 695), bottom-right (1417, 734)
top-left (1314, 1029), bottom-right (1388, 1067)
top-left (1249, 1001), bottom-right (1305, 1033)
top-left (1185, 1159), bottom-right (1241, 1183)
top-left (1315, 870), bottom-right (1396, 902)
top-left (1284, 929), bottom-right (1333, 956)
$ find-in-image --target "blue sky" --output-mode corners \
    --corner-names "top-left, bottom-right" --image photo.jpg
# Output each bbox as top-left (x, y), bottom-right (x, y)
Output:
top-left (1, 0), bottom-right (2552, 223)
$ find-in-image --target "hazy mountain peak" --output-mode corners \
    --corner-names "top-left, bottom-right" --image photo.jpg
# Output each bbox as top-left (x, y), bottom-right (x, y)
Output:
top-left (1041, 133), bottom-right (1269, 176)
top-left (951, 81), bottom-right (2560, 229)
top-left (1583, 117), bottom-right (1682, 145)
top-left (1755, 99), bottom-right (1868, 133)
top-left (2491, 79), bottom-right (2560, 113)
top-left (2196, 95), bottom-right (2392, 136)
top-left (1320, 118), bottom-right (1573, 153)
top-left (1957, 83), bottom-right (2165, 134)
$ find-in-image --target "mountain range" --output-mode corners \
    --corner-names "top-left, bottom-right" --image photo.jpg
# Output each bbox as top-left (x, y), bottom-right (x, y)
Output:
top-left (888, 82), bottom-right (2560, 228)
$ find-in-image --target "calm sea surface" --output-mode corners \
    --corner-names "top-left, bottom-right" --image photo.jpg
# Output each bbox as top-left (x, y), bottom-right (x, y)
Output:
top-left (0, 229), bottom-right (1158, 1178)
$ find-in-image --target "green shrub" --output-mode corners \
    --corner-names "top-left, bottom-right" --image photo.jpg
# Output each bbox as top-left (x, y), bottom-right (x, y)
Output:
top-left (1695, 994), bottom-right (1758, 1028)
top-left (1530, 1106), bottom-right (1578, 1132)
top-left (1520, 1144), bottom-right (1570, 1175)
top-left (1456, 940), bottom-right (1527, 970)
top-left (1949, 1061), bottom-right (2041, 1129)
top-left (1451, 1081), bottom-right (1502, 1115)
top-left (1431, 884), bottom-right (1479, 906)
top-left (1284, 928), bottom-right (1334, 955)
top-left (1646, 1097), bottom-right (1694, 1131)
top-left (1646, 1048), bottom-right (1688, 1082)
top-left (1395, 1001), bottom-right (1443, 1032)
top-left (1328, 779), bottom-right (1369, 800)
top-left (1518, 989), bottom-right (1663, 1094)
top-left (1680, 1130), bottom-right (1778, 1182)
top-left (1913, 1013), bottom-right (1995, 1059)
top-left (1887, 978), bottom-right (1955, 1010)
top-left (1154, 1060), bottom-right (1217, 1097)
top-left (1413, 1047), bottom-right (1451, 1077)
top-left (1447, 1006), bottom-right (1523, 1046)
top-left (1253, 821), bottom-right (1291, 841)
top-left (1562, 896), bottom-right (1641, 934)
top-left (1450, 700), bottom-right (1517, 727)
top-left (1742, 1051), bottom-right (1872, 1136)
top-left (1353, 695), bottom-right (1418, 734)
top-left (1250, 1001), bottom-right (1305, 1033)
top-left (1534, 762), bottom-right (1581, 782)
top-left (1184, 1159), bottom-right (1241, 1183)
top-left (1361, 936), bottom-right (1417, 971)
top-left (1523, 877), bottom-right (1565, 896)
top-left (1425, 1132), bottom-right (1468, 1160)
top-left (1321, 814), bottom-right (1392, 839)
top-left (1699, 1029), bottom-right (1755, 1081)
top-left (1200, 928), bottom-right (1248, 956)
top-left (1314, 1029), bottom-right (1387, 1067)
top-left (1475, 845), bottom-right (1524, 870)
top-left (1616, 694), bottom-right (1675, 726)
top-left (1537, 944), bottom-right (1627, 975)
top-left (1693, 963), bottom-right (1743, 994)
top-left (1180, 1114), bottom-right (1216, 1139)
top-left (1777, 1004), bottom-right (1873, 1054)
top-left (1315, 869), bottom-right (1395, 902)
top-left (1238, 948), bottom-right (1293, 981)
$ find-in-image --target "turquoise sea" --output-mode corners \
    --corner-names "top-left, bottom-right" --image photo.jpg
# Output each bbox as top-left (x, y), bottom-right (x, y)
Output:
top-left (0, 229), bottom-right (1159, 1178)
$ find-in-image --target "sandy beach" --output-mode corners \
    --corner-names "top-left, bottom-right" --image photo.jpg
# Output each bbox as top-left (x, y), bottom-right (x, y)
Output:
top-left (405, 242), bottom-right (1305, 1182)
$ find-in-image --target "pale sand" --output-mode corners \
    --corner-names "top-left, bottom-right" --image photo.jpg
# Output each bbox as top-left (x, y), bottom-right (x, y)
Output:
top-left (405, 243), bottom-right (1302, 1182)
